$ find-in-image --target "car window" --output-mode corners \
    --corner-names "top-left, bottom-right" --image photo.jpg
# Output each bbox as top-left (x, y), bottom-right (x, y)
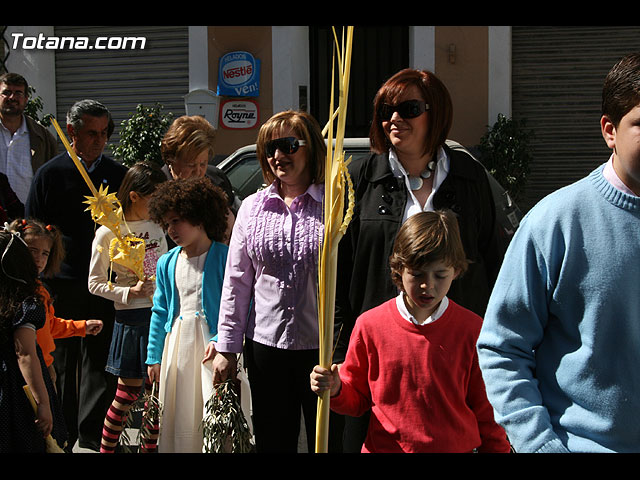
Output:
top-left (344, 149), bottom-right (372, 165)
top-left (224, 147), bottom-right (373, 201)
top-left (223, 141), bottom-right (522, 245)
top-left (225, 154), bottom-right (264, 200)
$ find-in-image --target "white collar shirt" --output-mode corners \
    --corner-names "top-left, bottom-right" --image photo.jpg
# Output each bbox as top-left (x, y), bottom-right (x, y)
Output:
top-left (603, 154), bottom-right (638, 197)
top-left (388, 146), bottom-right (450, 222)
top-left (0, 115), bottom-right (32, 203)
top-left (395, 292), bottom-right (449, 325)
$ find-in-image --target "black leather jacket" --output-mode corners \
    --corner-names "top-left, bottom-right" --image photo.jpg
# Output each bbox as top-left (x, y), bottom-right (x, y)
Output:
top-left (333, 145), bottom-right (505, 362)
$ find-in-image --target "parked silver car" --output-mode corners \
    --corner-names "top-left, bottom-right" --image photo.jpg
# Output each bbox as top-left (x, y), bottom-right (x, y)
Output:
top-left (217, 138), bottom-right (522, 243)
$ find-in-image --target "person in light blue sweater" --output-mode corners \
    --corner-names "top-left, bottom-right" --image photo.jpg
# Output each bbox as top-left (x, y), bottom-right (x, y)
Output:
top-left (477, 52), bottom-right (640, 453)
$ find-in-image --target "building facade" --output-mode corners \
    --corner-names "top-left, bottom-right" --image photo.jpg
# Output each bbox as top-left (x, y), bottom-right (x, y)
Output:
top-left (3, 25), bottom-right (640, 210)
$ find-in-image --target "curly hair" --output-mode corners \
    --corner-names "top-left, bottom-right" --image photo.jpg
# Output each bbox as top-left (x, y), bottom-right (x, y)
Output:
top-left (7, 218), bottom-right (65, 278)
top-left (389, 210), bottom-right (469, 291)
top-left (148, 177), bottom-right (228, 243)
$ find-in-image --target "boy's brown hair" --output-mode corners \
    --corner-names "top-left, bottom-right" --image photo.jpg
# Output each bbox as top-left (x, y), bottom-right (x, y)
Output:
top-left (602, 52), bottom-right (640, 127)
top-left (389, 210), bottom-right (469, 290)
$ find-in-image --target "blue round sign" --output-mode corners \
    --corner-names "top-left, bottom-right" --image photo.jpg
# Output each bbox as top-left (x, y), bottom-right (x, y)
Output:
top-left (217, 51), bottom-right (260, 97)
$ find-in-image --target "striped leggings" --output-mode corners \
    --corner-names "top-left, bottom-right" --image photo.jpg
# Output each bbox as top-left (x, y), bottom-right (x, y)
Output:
top-left (100, 379), bottom-right (159, 453)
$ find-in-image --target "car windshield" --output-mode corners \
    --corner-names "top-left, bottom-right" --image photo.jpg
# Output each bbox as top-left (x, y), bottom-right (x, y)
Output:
top-left (225, 155), bottom-right (265, 200)
top-left (219, 138), bottom-right (523, 243)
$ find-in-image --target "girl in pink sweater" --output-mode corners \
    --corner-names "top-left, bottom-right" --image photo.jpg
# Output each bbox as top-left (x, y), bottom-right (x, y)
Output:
top-left (311, 210), bottom-right (510, 453)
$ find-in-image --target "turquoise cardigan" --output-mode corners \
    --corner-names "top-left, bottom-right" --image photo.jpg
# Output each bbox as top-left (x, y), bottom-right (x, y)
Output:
top-left (146, 241), bottom-right (228, 365)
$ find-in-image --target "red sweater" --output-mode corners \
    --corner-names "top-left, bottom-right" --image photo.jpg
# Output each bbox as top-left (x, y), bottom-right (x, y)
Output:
top-left (331, 298), bottom-right (510, 453)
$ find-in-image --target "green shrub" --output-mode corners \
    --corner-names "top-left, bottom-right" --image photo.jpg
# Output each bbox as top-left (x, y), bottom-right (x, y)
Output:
top-left (112, 103), bottom-right (173, 168)
top-left (25, 86), bottom-right (53, 127)
top-left (478, 113), bottom-right (533, 203)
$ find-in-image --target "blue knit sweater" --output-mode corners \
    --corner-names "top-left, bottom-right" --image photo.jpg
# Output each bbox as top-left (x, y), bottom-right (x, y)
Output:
top-left (477, 164), bottom-right (640, 453)
top-left (146, 242), bottom-right (228, 365)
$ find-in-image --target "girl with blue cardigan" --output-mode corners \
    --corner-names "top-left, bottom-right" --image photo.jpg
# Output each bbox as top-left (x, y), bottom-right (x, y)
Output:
top-left (146, 177), bottom-right (229, 453)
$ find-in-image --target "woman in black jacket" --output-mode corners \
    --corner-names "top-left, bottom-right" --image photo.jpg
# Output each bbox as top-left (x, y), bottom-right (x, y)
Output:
top-left (332, 68), bottom-right (505, 452)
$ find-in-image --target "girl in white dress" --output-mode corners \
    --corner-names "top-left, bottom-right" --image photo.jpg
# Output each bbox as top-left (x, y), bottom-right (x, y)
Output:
top-left (146, 177), bottom-right (229, 452)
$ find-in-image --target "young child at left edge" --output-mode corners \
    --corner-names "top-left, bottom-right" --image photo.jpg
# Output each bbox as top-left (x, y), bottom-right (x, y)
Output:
top-left (7, 218), bottom-right (104, 389)
top-left (87, 161), bottom-right (168, 453)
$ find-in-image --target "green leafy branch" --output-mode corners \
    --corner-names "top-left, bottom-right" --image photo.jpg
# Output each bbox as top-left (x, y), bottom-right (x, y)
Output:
top-left (201, 378), bottom-right (254, 453)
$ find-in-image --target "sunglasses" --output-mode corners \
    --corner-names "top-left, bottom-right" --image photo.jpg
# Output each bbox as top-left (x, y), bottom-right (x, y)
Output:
top-left (379, 99), bottom-right (429, 121)
top-left (265, 137), bottom-right (306, 158)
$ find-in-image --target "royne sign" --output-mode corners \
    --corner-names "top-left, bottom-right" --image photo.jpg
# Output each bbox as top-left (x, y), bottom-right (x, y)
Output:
top-left (220, 99), bottom-right (259, 129)
top-left (217, 51), bottom-right (260, 97)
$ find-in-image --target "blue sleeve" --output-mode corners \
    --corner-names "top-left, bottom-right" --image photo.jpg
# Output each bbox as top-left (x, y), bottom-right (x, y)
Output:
top-left (146, 253), bottom-right (170, 365)
top-left (476, 215), bottom-right (570, 453)
top-left (206, 242), bottom-right (228, 343)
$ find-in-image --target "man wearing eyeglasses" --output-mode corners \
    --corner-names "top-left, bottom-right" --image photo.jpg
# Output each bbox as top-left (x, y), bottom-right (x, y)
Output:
top-left (0, 73), bottom-right (57, 204)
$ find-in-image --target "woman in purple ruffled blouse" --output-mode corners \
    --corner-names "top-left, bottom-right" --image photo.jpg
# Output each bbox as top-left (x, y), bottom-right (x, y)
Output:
top-left (212, 110), bottom-right (326, 453)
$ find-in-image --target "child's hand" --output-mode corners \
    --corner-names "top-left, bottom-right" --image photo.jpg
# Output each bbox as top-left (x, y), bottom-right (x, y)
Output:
top-left (129, 278), bottom-right (155, 299)
top-left (85, 319), bottom-right (103, 335)
top-left (310, 364), bottom-right (342, 397)
top-left (202, 341), bottom-right (217, 364)
top-left (147, 363), bottom-right (161, 383)
top-left (35, 402), bottom-right (53, 438)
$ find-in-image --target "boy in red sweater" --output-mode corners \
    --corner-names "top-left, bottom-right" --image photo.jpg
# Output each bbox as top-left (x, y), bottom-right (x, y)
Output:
top-left (311, 210), bottom-right (510, 453)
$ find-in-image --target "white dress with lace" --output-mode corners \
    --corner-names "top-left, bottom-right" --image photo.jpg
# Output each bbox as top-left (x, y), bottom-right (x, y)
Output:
top-left (158, 249), bottom-right (214, 453)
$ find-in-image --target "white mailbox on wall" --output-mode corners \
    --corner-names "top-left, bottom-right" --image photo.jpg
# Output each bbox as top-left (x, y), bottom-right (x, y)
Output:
top-left (184, 89), bottom-right (220, 128)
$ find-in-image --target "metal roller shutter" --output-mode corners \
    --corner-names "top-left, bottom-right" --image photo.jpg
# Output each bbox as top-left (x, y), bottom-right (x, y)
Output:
top-left (511, 26), bottom-right (640, 212)
top-left (53, 25), bottom-right (188, 158)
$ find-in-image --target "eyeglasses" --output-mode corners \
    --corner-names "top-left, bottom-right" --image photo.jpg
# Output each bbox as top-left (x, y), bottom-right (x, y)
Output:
top-left (265, 137), bottom-right (306, 158)
top-left (379, 99), bottom-right (429, 121)
top-left (0, 89), bottom-right (26, 99)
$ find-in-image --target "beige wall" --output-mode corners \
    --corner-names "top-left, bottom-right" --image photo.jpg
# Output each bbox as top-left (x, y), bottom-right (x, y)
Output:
top-left (435, 26), bottom-right (488, 147)
top-left (205, 26), bottom-right (490, 158)
top-left (207, 26), bottom-right (273, 159)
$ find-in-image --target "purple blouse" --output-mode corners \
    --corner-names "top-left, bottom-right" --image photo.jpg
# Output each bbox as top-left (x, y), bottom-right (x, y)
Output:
top-left (216, 181), bottom-right (324, 353)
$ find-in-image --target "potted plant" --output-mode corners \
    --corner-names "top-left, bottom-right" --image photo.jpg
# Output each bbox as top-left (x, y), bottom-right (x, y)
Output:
top-left (111, 103), bottom-right (173, 168)
top-left (478, 113), bottom-right (533, 204)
